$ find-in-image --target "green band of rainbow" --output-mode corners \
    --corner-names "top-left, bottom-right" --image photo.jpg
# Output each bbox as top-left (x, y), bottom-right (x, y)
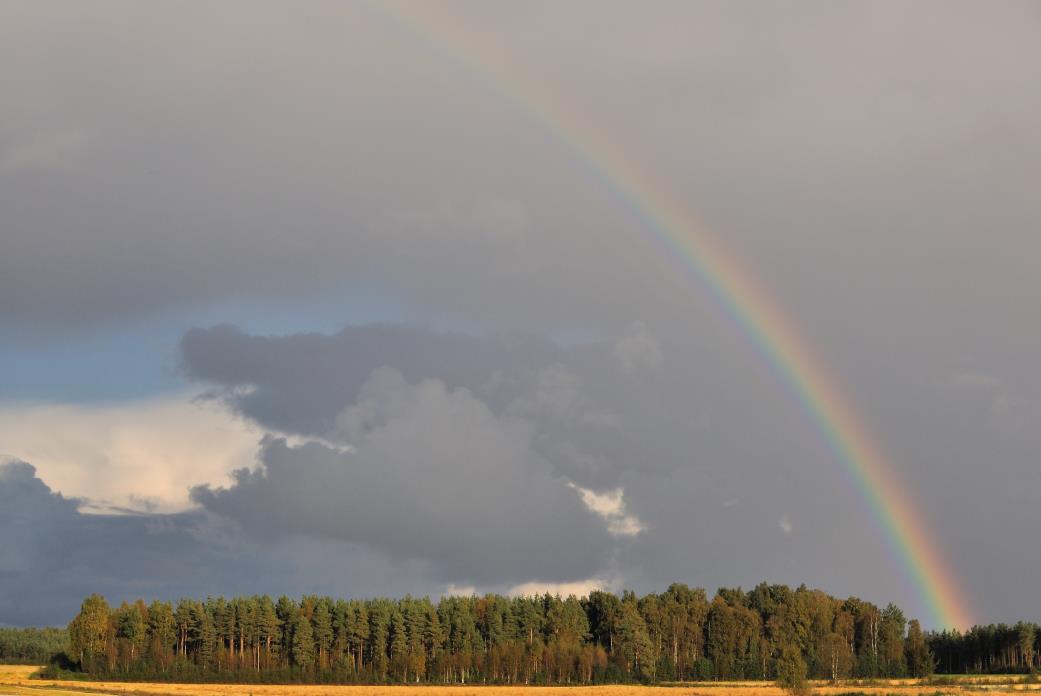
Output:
top-left (377, 2), bottom-right (972, 630)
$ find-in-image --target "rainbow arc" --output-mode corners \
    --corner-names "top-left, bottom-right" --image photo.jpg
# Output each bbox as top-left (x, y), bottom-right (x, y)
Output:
top-left (377, 2), bottom-right (972, 630)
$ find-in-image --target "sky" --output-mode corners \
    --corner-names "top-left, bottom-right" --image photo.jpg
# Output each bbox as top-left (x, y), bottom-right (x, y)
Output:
top-left (2, 0), bottom-right (1040, 629)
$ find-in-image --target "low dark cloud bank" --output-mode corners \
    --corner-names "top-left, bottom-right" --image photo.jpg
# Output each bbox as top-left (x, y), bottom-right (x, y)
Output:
top-left (1, 459), bottom-right (222, 625)
top-left (176, 324), bottom-right (890, 604)
top-left (4, 316), bottom-right (1041, 626)
top-left (0, 458), bottom-right (444, 627)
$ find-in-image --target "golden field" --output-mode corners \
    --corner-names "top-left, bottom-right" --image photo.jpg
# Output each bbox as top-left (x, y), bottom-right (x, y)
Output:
top-left (3, 665), bottom-right (1040, 696)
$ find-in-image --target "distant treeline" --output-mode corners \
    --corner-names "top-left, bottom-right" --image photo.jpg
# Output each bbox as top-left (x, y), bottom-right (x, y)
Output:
top-left (0, 627), bottom-right (67, 664)
top-left (930, 623), bottom-right (1041, 674)
top-left (58, 586), bottom-right (1038, 684)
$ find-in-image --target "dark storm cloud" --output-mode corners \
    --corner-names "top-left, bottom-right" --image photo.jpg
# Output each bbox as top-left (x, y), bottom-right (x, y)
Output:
top-left (0, 458), bottom-right (444, 626)
top-left (181, 322), bottom-right (712, 491)
top-left (180, 324), bottom-right (542, 435)
top-left (1, 458), bottom-right (231, 625)
top-left (180, 318), bottom-right (1041, 625)
top-left (180, 325), bottom-right (730, 588)
top-left (190, 368), bottom-right (618, 584)
top-left (177, 323), bottom-right (902, 599)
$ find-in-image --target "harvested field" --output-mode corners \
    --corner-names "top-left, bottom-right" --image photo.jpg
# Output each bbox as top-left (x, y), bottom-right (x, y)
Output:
top-left (2, 666), bottom-right (1040, 696)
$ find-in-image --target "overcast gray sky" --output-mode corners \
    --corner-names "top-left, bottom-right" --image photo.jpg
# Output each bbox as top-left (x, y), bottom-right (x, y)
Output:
top-left (2, 1), bottom-right (1039, 629)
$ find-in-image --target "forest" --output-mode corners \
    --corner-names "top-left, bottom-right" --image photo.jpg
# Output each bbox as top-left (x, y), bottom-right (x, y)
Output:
top-left (53, 584), bottom-right (1040, 684)
top-left (0, 627), bottom-right (67, 665)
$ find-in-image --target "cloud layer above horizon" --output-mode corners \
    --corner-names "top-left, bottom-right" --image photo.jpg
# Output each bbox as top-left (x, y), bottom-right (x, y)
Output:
top-left (2, 1), bottom-right (1041, 628)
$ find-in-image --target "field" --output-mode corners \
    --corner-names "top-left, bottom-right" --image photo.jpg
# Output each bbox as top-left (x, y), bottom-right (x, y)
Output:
top-left (3, 666), bottom-right (1041, 696)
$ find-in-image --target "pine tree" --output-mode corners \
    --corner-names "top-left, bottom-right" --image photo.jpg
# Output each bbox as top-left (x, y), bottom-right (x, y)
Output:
top-left (423, 602), bottom-right (445, 679)
top-left (257, 596), bottom-right (281, 668)
top-left (389, 608), bottom-right (408, 681)
top-left (348, 601), bottom-right (370, 674)
top-left (291, 611), bottom-right (315, 670)
top-left (369, 600), bottom-right (392, 680)
top-left (197, 608), bottom-right (217, 669)
top-left (275, 595), bottom-right (297, 668)
top-left (617, 597), bottom-right (654, 680)
top-left (311, 597), bottom-right (333, 669)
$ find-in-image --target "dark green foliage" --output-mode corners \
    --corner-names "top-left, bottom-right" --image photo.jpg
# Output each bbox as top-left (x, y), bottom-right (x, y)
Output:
top-left (928, 620), bottom-right (1041, 674)
top-left (615, 597), bottom-right (654, 680)
top-left (905, 620), bottom-right (933, 677)
top-left (197, 607), bottom-right (217, 669)
top-left (54, 583), bottom-right (1031, 684)
top-left (0, 626), bottom-right (67, 664)
top-left (776, 642), bottom-right (809, 695)
top-left (290, 610), bottom-right (314, 670)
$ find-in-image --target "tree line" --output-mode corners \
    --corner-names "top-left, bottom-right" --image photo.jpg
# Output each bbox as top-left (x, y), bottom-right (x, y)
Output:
top-left (929, 623), bottom-right (1040, 674)
top-left (59, 585), bottom-right (1039, 684)
top-left (0, 627), bottom-right (67, 665)
top-left (61, 583), bottom-right (928, 683)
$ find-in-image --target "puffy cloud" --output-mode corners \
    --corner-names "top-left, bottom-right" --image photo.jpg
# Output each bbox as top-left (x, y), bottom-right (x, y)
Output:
top-left (0, 458), bottom-right (80, 523)
top-left (568, 483), bottom-right (645, 538)
top-left (0, 394), bottom-right (259, 513)
top-left (507, 579), bottom-right (606, 599)
top-left (179, 323), bottom-right (709, 491)
top-left (192, 369), bottom-right (617, 584)
top-left (180, 324), bottom-right (523, 436)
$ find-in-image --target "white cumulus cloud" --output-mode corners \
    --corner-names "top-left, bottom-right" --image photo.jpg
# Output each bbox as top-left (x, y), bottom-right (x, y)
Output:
top-left (568, 482), bottom-right (646, 537)
top-left (507, 579), bottom-right (605, 598)
top-left (0, 394), bottom-right (259, 513)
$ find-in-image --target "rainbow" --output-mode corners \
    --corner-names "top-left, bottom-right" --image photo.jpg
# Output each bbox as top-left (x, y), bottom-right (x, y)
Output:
top-left (374, 2), bottom-right (972, 630)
